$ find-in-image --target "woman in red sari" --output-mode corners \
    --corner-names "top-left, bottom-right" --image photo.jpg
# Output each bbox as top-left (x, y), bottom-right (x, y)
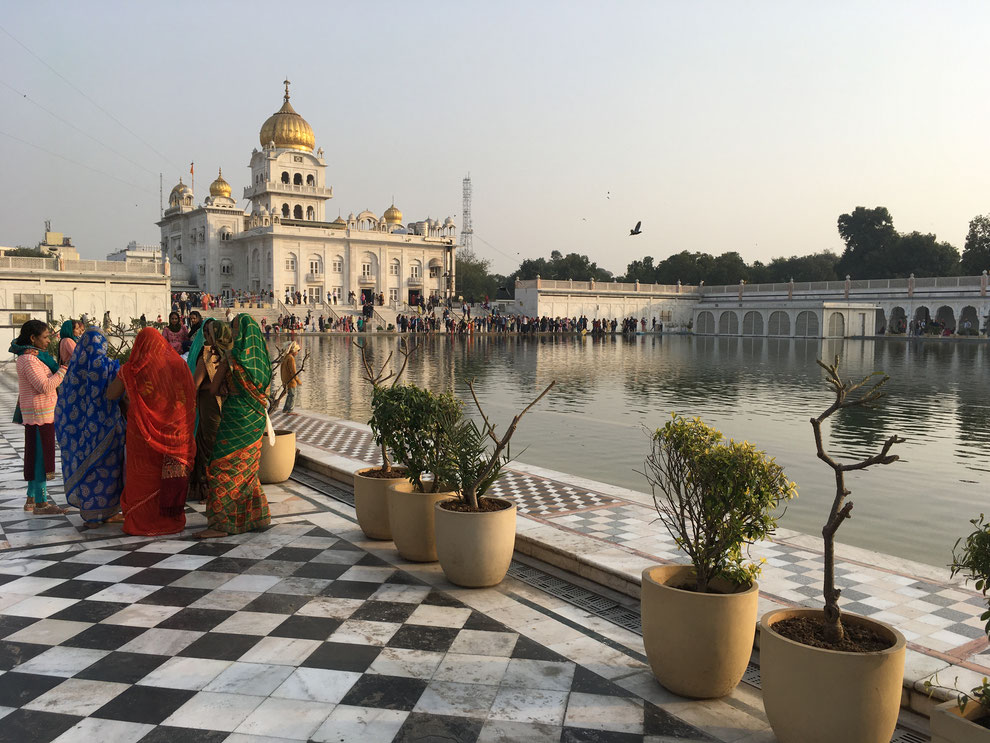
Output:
top-left (107, 327), bottom-right (196, 536)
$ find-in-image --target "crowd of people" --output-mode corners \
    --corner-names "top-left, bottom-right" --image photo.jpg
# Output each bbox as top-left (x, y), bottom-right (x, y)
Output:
top-left (11, 313), bottom-right (278, 540)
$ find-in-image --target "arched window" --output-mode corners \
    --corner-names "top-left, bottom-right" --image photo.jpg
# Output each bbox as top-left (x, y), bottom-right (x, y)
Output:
top-left (281, 172), bottom-right (290, 184)
top-left (293, 205), bottom-right (303, 219)
top-left (389, 258), bottom-right (400, 276)
top-left (306, 206), bottom-right (315, 220)
top-left (293, 173), bottom-right (303, 185)
top-left (308, 255), bottom-right (323, 275)
top-left (220, 259), bottom-right (232, 275)
top-left (409, 260), bottom-right (422, 279)
top-left (282, 203), bottom-right (290, 218)
top-left (306, 174), bottom-right (315, 186)
top-left (285, 253), bottom-right (297, 272)
top-left (331, 255), bottom-right (343, 273)
top-left (251, 249), bottom-right (260, 275)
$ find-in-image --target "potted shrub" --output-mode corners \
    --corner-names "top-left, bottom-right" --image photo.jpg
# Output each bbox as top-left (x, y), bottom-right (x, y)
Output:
top-left (431, 380), bottom-right (554, 587)
top-left (639, 415), bottom-right (796, 698)
top-left (386, 386), bottom-right (464, 562)
top-left (928, 514), bottom-right (990, 741)
top-left (760, 356), bottom-right (907, 743)
top-left (351, 339), bottom-right (415, 540)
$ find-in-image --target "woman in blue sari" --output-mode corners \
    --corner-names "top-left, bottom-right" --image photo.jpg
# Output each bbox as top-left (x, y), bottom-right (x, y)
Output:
top-left (54, 328), bottom-right (126, 525)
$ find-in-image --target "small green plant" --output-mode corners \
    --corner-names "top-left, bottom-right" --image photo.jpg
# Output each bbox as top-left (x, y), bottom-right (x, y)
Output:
top-left (355, 338), bottom-right (416, 474)
top-left (924, 514), bottom-right (990, 714)
top-left (641, 414), bottom-right (797, 593)
top-left (387, 385), bottom-right (463, 492)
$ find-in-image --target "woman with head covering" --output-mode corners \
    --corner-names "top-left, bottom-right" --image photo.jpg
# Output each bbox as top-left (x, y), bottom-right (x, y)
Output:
top-left (11, 320), bottom-right (69, 513)
top-left (161, 311), bottom-right (189, 355)
top-left (196, 314), bottom-right (271, 539)
top-left (188, 319), bottom-right (230, 501)
top-left (55, 328), bottom-right (125, 526)
top-left (107, 327), bottom-right (196, 536)
top-left (280, 341), bottom-right (302, 413)
top-left (187, 311), bottom-right (203, 343)
top-left (58, 319), bottom-right (84, 365)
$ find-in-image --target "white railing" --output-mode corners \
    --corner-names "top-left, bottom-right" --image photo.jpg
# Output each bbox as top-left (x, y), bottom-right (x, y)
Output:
top-left (517, 274), bottom-right (987, 297)
top-left (63, 260), bottom-right (163, 275)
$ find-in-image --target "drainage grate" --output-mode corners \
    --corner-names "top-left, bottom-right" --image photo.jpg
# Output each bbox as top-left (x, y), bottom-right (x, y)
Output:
top-left (890, 731), bottom-right (929, 743)
top-left (741, 662), bottom-right (762, 689)
top-left (289, 469), bottom-right (355, 507)
top-left (505, 561), bottom-right (643, 634)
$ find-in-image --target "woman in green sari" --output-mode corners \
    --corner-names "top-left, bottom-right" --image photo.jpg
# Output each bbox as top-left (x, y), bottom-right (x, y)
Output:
top-left (195, 314), bottom-right (271, 538)
top-left (188, 320), bottom-right (230, 501)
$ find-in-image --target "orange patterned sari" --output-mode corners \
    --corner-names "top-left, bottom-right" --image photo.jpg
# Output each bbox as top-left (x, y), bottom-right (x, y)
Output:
top-left (118, 328), bottom-right (196, 536)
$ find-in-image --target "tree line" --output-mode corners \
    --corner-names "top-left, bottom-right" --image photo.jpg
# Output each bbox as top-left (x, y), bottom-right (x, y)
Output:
top-left (455, 207), bottom-right (990, 302)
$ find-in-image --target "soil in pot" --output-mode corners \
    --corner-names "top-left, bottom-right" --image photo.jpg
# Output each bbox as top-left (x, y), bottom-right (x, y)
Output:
top-left (773, 616), bottom-right (895, 653)
top-left (359, 467), bottom-right (407, 480)
top-left (438, 497), bottom-right (507, 513)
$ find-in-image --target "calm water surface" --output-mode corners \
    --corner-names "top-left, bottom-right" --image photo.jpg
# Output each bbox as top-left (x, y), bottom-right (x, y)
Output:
top-left (282, 334), bottom-right (989, 569)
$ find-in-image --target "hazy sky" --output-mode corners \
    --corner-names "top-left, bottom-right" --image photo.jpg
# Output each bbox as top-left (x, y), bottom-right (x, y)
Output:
top-left (1, 1), bottom-right (988, 274)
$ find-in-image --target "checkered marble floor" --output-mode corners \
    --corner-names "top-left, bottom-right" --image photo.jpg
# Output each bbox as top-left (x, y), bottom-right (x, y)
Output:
top-left (271, 408), bottom-right (990, 675)
top-left (0, 522), bottom-right (718, 743)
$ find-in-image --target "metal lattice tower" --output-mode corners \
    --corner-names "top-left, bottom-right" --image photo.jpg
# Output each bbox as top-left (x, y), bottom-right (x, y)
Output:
top-left (460, 174), bottom-right (473, 251)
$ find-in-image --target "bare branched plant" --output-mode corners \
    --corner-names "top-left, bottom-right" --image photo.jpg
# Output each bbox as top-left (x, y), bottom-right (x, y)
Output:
top-left (354, 338), bottom-right (417, 473)
top-left (268, 345), bottom-right (310, 412)
top-left (812, 356), bottom-right (904, 643)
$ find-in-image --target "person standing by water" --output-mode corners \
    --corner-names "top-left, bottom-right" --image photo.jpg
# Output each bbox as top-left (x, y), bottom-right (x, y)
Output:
top-left (196, 314), bottom-right (271, 539)
top-left (11, 320), bottom-right (68, 514)
top-left (280, 342), bottom-right (301, 413)
top-left (188, 320), bottom-right (230, 501)
top-left (107, 328), bottom-right (196, 536)
top-left (55, 328), bottom-right (125, 526)
top-left (161, 311), bottom-right (188, 354)
top-left (58, 319), bottom-right (84, 365)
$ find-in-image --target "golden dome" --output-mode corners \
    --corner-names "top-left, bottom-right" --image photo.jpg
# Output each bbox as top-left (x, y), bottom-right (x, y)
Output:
top-left (209, 168), bottom-right (232, 198)
top-left (332, 215), bottom-right (346, 225)
top-left (383, 203), bottom-right (403, 225)
top-left (259, 80), bottom-right (315, 152)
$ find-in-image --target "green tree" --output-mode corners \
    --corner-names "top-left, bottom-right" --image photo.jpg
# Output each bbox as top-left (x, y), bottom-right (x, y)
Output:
top-left (511, 251), bottom-right (612, 283)
top-left (962, 215), bottom-right (990, 275)
top-left (622, 256), bottom-right (658, 283)
top-left (836, 206), bottom-right (898, 279)
top-left (708, 251), bottom-right (749, 285)
top-left (892, 232), bottom-right (959, 277)
top-left (456, 248), bottom-right (504, 302)
top-left (6, 246), bottom-right (46, 257)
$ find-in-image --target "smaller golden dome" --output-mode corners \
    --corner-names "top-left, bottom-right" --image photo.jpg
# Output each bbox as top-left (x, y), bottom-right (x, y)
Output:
top-left (383, 203), bottom-right (403, 225)
top-left (332, 215), bottom-right (346, 225)
top-left (209, 168), bottom-right (232, 198)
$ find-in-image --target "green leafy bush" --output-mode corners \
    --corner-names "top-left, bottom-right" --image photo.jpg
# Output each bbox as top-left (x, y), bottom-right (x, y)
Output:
top-left (642, 414), bottom-right (797, 592)
top-left (386, 385), bottom-right (463, 493)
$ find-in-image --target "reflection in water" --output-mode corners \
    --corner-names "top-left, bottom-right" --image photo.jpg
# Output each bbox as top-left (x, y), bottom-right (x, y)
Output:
top-left (280, 334), bottom-right (989, 568)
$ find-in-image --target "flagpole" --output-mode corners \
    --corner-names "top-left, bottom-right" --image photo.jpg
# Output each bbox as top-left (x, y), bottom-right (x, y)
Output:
top-left (190, 162), bottom-right (194, 196)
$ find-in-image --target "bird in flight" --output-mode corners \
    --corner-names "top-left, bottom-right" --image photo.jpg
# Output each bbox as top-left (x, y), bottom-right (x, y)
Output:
top-left (629, 221), bottom-right (642, 236)
top-left (606, 191), bottom-right (611, 199)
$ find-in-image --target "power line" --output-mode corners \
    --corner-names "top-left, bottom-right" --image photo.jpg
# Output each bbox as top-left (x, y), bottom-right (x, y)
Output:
top-left (473, 232), bottom-right (523, 265)
top-left (0, 22), bottom-right (182, 173)
top-left (0, 79), bottom-right (158, 176)
top-left (0, 128), bottom-right (158, 196)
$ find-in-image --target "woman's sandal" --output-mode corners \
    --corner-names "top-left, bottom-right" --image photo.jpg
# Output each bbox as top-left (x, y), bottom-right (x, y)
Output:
top-left (105, 513), bottom-right (125, 524)
top-left (192, 528), bottom-right (228, 540)
top-left (33, 502), bottom-right (69, 515)
top-left (23, 498), bottom-right (34, 511)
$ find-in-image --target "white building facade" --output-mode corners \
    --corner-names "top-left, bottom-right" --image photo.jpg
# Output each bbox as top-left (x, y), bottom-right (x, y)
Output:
top-left (158, 82), bottom-right (456, 306)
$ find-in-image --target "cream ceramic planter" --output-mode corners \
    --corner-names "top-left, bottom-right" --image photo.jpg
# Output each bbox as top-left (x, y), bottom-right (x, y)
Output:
top-left (640, 565), bottom-right (758, 698)
top-left (386, 480), bottom-right (454, 562)
top-left (259, 429), bottom-right (296, 484)
top-left (932, 700), bottom-right (990, 743)
top-left (353, 467), bottom-right (407, 540)
top-left (760, 608), bottom-right (906, 743)
top-left (435, 499), bottom-right (516, 588)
